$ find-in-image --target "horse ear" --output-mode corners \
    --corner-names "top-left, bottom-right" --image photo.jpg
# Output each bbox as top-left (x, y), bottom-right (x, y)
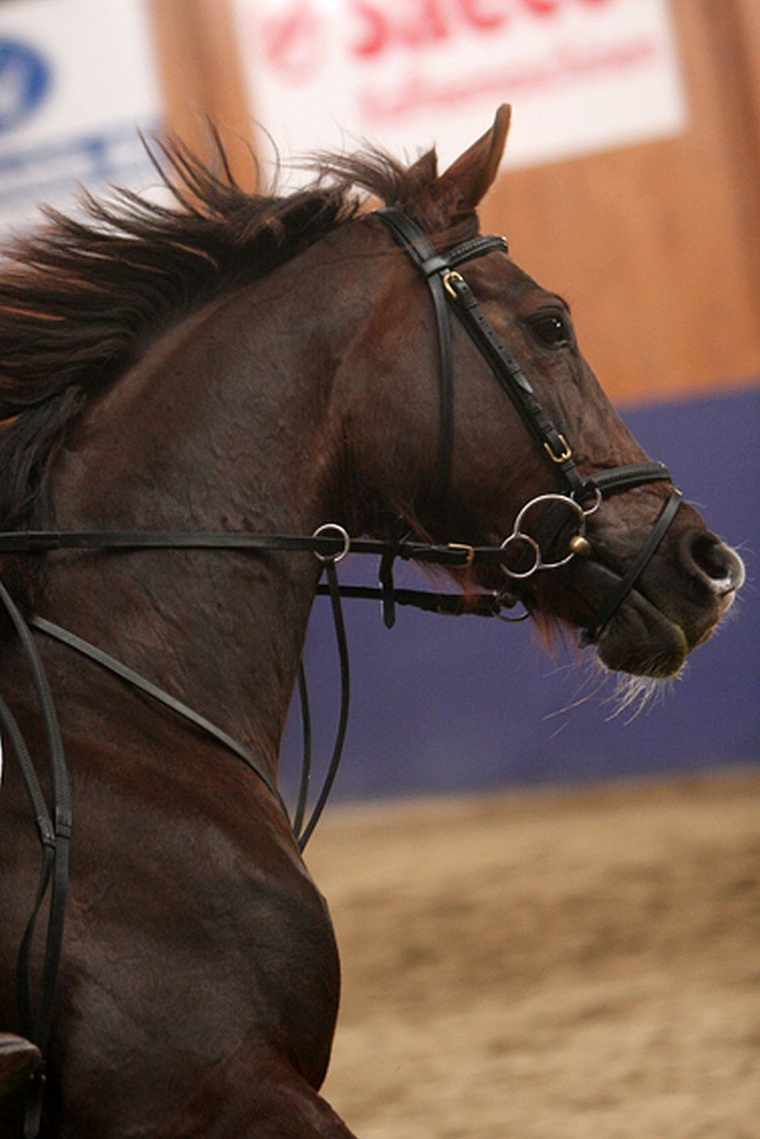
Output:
top-left (431, 104), bottom-right (511, 215)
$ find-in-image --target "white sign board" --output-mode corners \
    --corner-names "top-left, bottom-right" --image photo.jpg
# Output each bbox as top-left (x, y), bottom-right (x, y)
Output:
top-left (0, 0), bottom-right (161, 231)
top-left (233, 0), bottom-right (687, 182)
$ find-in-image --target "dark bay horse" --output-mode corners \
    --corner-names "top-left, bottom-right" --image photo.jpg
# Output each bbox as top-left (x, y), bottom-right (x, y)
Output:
top-left (0, 106), bottom-right (744, 1136)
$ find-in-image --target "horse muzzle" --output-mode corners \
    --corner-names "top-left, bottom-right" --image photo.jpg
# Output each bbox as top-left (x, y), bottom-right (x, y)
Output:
top-left (590, 527), bottom-right (745, 677)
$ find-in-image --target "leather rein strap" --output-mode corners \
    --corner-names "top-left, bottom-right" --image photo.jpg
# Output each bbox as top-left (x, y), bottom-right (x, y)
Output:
top-left (0, 580), bottom-right (70, 1139)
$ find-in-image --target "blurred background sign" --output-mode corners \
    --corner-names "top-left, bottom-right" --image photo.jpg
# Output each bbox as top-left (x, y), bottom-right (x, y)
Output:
top-left (232, 0), bottom-right (687, 175)
top-left (0, 0), bottom-right (160, 229)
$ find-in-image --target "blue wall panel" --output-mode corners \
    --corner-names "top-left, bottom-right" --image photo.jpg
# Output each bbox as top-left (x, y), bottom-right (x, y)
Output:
top-left (281, 385), bottom-right (760, 803)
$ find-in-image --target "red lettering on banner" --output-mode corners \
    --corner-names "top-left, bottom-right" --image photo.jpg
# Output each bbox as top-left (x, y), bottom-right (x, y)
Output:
top-left (457, 0), bottom-right (508, 31)
top-left (260, 0), bottom-right (326, 81)
top-left (257, 0), bottom-right (620, 81)
top-left (351, 1), bottom-right (386, 57)
top-left (522, 0), bottom-right (561, 16)
top-left (350, 0), bottom-right (615, 61)
top-left (407, 0), bottom-right (449, 45)
top-left (357, 34), bottom-right (656, 123)
top-left (352, 0), bottom-right (451, 58)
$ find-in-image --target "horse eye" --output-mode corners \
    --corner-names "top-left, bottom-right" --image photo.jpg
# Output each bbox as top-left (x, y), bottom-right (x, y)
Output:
top-left (530, 313), bottom-right (572, 347)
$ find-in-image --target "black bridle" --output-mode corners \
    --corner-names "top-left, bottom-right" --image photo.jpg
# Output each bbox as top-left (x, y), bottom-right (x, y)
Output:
top-left (373, 206), bottom-right (682, 637)
top-left (0, 207), bottom-right (682, 1135)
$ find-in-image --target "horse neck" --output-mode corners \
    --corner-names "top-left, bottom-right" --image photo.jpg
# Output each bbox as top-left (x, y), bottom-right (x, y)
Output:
top-left (29, 231), bottom-right (377, 780)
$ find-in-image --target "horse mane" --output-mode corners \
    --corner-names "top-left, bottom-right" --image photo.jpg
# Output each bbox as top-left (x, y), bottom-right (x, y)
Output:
top-left (0, 135), bottom-right (465, 534)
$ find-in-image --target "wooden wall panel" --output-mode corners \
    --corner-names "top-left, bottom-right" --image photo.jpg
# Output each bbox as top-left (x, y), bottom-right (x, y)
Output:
top-left (146, 0), bottom-right (255, 188)
top-left (147, 0), bottom-right (760, 403)
top-left (717, 0), bottom-right (760, 304)
top-left (735, 0), bottom-right (760, 157)
top-left (481, 0), bottom-right (760, 402)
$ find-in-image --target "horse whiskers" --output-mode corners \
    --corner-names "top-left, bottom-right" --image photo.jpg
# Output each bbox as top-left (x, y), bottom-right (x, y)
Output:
top-left (543, 651), bottom-right (676, 736)
top-left (542, 657), bottom-right (610, 737)
top-left (602, 669), bottom-right (675, 724)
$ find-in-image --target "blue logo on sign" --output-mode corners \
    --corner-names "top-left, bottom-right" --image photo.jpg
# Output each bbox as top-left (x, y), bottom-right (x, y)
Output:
top-left (0, 39), bottom-right (51, 134)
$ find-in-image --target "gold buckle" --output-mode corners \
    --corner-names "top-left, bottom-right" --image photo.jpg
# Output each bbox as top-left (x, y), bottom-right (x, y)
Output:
top-left (448, 542), bottom-right (475, 568)
top-left (442, 270), bottom-right (464, 299)
top-left (543, 434), bottom-right (572, 464)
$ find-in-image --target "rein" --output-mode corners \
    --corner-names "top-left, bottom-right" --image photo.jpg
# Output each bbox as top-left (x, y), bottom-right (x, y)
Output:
top-left (0, 206), bottom-right (683, 1137)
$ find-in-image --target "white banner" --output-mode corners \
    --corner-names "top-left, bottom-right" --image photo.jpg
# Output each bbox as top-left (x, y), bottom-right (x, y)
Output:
top-left (233, 0), bottom-right (687, 182)
top-left (0, 0), bottom-right (161, 230)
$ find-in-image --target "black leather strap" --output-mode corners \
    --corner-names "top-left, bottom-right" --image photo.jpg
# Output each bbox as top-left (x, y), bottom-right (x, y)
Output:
top-left (445, 269), bottom-right (586, 496)
top-left (30, 616), bottom-right (285, 809)
top-left (0, 529), bottom-right (471, 566)
top-left (447, 234), bottom-right (508, 266)
top-left (315, 582), bottom-right (503, 616)
top-left (375, 206), bottom-right (586, 500)
top-left (374, 207), bottom-right (456, 519)
top-left (0, 528), bottom-right (536, 570)
top-left (293, 558), bottom-right (349, 850)
top-left (0, 579), bottom-right (70, 1139)
top-left (581, 488), bottom-right (684, 645)
top-left (0, 530), bottom-right (377, 555)
top-left (590, 462), bottom-right (672, 495)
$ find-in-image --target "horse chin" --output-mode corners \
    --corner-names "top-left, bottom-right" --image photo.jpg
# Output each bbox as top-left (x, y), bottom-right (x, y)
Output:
top-left (523, 567), bottom-right (693, 679)
top-left (526, 556), bottom-right (733, 680)
top-left (593, 591), bottom-right (690, 678)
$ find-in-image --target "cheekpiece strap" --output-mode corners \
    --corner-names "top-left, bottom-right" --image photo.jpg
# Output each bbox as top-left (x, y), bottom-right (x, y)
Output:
top-left (374, 206), bottom-right (585, 500)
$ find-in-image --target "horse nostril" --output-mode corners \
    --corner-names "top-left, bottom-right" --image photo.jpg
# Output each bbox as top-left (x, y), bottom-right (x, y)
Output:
top-left (679, 530), bottom-right (745, 596)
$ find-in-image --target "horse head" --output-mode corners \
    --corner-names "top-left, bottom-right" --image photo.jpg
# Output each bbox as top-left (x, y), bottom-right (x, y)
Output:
top-left (334, 105), bottom-right (744, 679)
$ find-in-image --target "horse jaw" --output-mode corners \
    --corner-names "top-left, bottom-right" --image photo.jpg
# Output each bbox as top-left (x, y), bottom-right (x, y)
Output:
top-left (591, 575), bottom-right (741, 680)
top-left (593, 591), bottom-right (691, 678)
top-left (520, 541), bottom-right (743, 680)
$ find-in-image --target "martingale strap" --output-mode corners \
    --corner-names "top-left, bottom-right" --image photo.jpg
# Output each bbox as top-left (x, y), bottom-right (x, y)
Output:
top-left (30, 616), bottom-right (284, 807)
top-left (0, 579), bottom-right (70, 1138)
